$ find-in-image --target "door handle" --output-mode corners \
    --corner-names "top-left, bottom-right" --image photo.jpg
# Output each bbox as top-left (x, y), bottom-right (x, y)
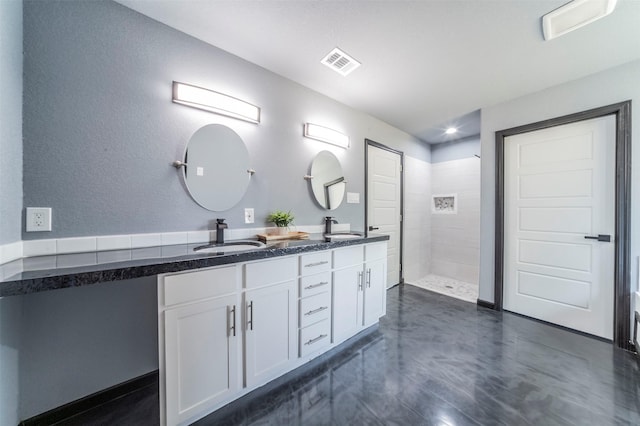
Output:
top-left (584, 234), bottom-right (611, 242)
top-left (368, 226), bottom-right (379, 231)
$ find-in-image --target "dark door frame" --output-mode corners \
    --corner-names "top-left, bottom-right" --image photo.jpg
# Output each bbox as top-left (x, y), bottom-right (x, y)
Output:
top-left (365, 139), bottom-right (405, 285)
top-left (494, 101), bottom-right (632, 351)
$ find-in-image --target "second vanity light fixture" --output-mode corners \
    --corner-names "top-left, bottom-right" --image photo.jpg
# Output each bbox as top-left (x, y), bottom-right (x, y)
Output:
top-left (172, 81), bottom-right (261, 124)
top-left (303, 123), bottom-right (350, 149)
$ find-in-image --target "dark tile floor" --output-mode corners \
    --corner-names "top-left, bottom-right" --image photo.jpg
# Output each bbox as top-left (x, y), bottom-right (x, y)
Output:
top-left (57, 284), bottom-right (640, 425)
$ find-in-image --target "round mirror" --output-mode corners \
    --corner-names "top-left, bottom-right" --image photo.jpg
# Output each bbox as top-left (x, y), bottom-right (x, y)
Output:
top-left (310, 151), bottom-right (345, 210)
top-left (181, 124), bottom-right (251, 211)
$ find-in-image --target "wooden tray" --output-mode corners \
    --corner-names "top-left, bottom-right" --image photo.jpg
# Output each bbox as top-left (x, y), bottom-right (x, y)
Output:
top-left (257, 231), bottom-right (310, 242)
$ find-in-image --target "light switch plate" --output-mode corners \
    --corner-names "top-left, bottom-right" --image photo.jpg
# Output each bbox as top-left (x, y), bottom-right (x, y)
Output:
top-left (244, 208), bottom-right (254, 224)
top-left (347, 192), bottom-right (360, 204)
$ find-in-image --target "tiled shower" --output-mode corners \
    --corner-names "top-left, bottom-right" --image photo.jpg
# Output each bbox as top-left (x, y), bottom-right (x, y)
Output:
top-left (404, 137), bottom-right (481, 303)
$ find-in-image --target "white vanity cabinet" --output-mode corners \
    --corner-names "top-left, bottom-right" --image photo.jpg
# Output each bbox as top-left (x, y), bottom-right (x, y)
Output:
top-left (298, 252), bottom-right (332, 357)
top-left (363, 243), bottom-right (387, 326)
top-left (158, 240), bottom-right (387, 426)
top-left (159, 266), bottom-right (241, 426)
top-left (243, 256), bottom-right (297, 388)
top-left (332, 243), bottom-right (387, 344)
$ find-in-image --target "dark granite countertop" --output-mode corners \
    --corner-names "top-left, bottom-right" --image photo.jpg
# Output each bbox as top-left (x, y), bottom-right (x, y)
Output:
top-left (0, 233), bottom-right (389, 297)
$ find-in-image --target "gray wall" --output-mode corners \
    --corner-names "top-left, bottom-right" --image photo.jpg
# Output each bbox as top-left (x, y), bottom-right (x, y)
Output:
top-left (430, 135), bottom-right (480, 163)
top-left (479, 59), bottom-right (640, 314)
top-left (0, 0), bottom-right (23, 245)
top-left (19, 277), bottom-right (158, 419)
top-left (22, 0), bottom-right (429, 240)
top-left (0, 1), bottom-right (23, 424)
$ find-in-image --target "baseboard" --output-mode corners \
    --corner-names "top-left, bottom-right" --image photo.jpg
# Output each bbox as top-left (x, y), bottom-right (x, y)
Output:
top-left (20, 370), bottom-right (158, 426)
top-left (476, 298), bottom-right (495, 310)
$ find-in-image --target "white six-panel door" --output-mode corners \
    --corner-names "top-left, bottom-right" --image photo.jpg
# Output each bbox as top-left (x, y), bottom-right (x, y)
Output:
top-left (503, 115), bottom-right (615, 339)
top-left (367, 144), bottom-right (402, 288)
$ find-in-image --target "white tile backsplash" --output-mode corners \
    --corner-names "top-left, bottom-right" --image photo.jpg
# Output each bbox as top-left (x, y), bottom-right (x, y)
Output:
top-left (0, 241), bottom-right (23, 264)
top-left (0, 223), bottom-right (353, 264)
top-left (96, 235), bottom-right (132, 251)
top-left (56, 237), bottom-right (97, 254)
top-left (23, 239), bottom-right (56, 257)
top-left (160, 232), bottom-right (188, 246)
top-left (187, 231), bottom-right (211, 244)
top-left (131, 233), bottom-right (162, 248)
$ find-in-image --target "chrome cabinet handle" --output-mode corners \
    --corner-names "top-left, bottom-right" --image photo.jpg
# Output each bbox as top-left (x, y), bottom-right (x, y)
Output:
top-left (247, 301), bottom-right (253, 331)
top-left (304, 306), bottom-right (328, 316)
top-left (229, 305), bottom-right (236, 337)
top-left (304, 334), bottom-right (328, 345)
top-left (304, 281), bottom-right (329, 290)
top-left (304, 261), bottom-right (329, 268)
top-left (358, 271), bottom-right (363, 291)
top-left (366, 268), bottom-right (372, 288)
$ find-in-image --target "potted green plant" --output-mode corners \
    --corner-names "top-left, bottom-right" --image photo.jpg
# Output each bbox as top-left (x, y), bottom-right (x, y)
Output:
top-left (267, 210), bottom-right (295, 235)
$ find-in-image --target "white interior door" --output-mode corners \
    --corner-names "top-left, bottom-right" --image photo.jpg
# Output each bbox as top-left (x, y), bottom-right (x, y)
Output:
top-left (503, 115), bottom-right (615, 339)
top-left (367, 144), bottom-right (402, 288)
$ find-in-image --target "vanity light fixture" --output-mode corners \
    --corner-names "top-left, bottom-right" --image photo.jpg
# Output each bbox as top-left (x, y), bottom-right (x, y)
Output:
top-left (303, 123), bottom-right (350, 149)
top-left (172, 81), bottom-right (261, 124)
top-left (542, 0), bottom-right (617, 40)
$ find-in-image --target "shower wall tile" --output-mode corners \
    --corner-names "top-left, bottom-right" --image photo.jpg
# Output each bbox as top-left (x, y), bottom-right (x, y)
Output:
top-left (430, 157), bottom-right (480, 284)
top-left (403, 156), bottom-right (431, 282)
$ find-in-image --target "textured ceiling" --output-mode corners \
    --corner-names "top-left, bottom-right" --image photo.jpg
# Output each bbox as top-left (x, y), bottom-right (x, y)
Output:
top-left (116, 0), bottom-right (640, 143)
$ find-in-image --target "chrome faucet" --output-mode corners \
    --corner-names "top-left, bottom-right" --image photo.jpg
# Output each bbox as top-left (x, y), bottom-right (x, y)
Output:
top-left (324, 216), bottom-right (338, 235)
top-left (216, 218), bottom-right (228, 244)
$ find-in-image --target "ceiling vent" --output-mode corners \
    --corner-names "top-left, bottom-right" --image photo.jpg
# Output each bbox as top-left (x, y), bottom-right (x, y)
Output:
top-left (321, 47), bottom-right (361, 76)
top-left (542, 0), bottom-right (618, 40)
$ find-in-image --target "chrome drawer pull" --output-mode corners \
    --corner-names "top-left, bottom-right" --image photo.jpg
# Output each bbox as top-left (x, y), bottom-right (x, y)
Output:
top-left (229, 305), bottom-right (236, 337)
top-left (304, 306), bottom-right (328, 316)
top-left (304, 261), bottom-right (329, 268)
top-left (304, 334), bottom-right (328, 345)
top-left (304, 281), bottom-right (329, 290)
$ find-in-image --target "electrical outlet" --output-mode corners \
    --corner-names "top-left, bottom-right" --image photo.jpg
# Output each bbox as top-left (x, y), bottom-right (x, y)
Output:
top-left (244, 208), bottom-right (254, 224)
top-left (26, 207), bottom-right (52, 232)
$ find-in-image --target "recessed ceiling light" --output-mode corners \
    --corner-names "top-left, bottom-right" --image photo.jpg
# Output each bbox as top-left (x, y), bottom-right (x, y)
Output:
top-left (542, 0), bottom-right (618, 41)
top-left (445, 127), bottom-right (457, 135)
top-left (321, 47), bottom-right (361, 76)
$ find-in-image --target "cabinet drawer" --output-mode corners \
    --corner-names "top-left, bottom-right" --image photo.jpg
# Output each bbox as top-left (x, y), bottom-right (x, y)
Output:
top-left (245, 256), bottom-right (297, 289)
top-left (299, 251), bottom-right (331, 276)
top-left (299, 291), bottom-right (331, 328)
top-left (299, 272), bottom-right (331, 298)
top-left (162, 266), bottom-right (237, 307)
top-left (300, 319), bottom-right (330, 357)
top-left (365, 243), bottom-right (387, 261)
top-left (333, 245), bottom-right (364, 269)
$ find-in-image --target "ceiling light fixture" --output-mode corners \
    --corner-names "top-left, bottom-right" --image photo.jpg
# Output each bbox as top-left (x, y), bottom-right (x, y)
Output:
top-left (303, 123), bottom-right (350, 148)
top-left (172, 81), bottom-right (261, 123)
top-left (542, 0), bottom-right (618, 41)
top-left (445, 127), bottom-right (458, 135)
top-left (321, 47), bottom-right (361, 76)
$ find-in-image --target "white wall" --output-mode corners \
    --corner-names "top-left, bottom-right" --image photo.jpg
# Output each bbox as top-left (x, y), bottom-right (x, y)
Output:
top-left (403, 156), bottom-right (431, 282)
top-left (479, 59), bottom-right (640, 320)
top-left (430, 156), bottom-right (481, 284)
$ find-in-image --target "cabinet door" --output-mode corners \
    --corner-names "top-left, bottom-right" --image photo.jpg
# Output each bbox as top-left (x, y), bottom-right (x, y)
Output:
top-left (363, 258), bottom-right (386, 326)
top-left (244, 280), bottom-right (297, 388)
top-left (332, 265), bottom-right (364, 344)
top-left (164, 295), bottom-right (239, 426)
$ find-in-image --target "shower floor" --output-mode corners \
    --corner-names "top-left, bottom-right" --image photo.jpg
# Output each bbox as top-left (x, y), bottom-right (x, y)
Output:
top-left (409, 274), bottom-right (478, 303)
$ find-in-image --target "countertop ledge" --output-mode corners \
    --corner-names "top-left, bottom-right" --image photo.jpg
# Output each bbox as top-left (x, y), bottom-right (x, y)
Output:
top-left (0, 234), bottom-right (389, 297)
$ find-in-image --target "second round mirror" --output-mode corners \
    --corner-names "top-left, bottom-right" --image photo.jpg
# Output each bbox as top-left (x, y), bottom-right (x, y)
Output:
top-left (310, 151), bottom-right (345, 210)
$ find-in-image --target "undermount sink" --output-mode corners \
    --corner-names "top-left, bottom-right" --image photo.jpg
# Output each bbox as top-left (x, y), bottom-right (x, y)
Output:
top-left (324, 232), bottom-right (363, 241)
top-left (194, 240), bottom-right (266, 254)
